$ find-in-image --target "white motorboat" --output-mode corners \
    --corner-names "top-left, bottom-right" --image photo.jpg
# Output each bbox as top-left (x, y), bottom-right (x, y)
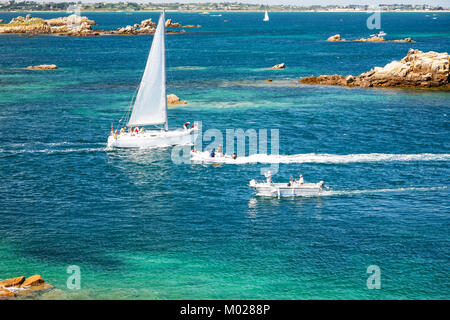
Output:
top-left (263, 10), bottom-right (270, 22)
top-left (249, 172), bottom-right (327, 198)
top-left (107, 10), bottom-right (197, 149)
top-left (370, 30), bottom-right (387, 37)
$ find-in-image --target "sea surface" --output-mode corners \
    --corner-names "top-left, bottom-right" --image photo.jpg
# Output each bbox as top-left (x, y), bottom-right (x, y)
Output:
top-left (0, 12), bottom-right (449, 299)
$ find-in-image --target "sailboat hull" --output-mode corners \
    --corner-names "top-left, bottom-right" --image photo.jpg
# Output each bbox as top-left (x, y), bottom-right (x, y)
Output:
top-left (107, 128), bottom-right (197, 149)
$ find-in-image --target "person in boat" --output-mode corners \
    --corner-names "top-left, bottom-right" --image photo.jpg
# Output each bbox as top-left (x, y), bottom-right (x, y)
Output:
top-left (120, 126), bottom-right (125, 135)
top-left (265, 171), bottom-right (272, 184)
top-left (110, 127), bottom-right (114, 136)
top-left (140, 127), bottom-right (145, 133)
top-left (217, 144), bottom-right (223, 157)
top-left (210, 148), bottom-right (215, 158)
top-left (231, 153), bottom-right (237, 160)
top-left (134, 126), bottom-right (139, 134)
top-left (183, 122), bottom-right (190, 130)
top-left (114, 129), bottom-right (118, 139)
top-left (288, 176), bottom-right (294, 186)
top-left (299, 174), bottom-right (304, 184)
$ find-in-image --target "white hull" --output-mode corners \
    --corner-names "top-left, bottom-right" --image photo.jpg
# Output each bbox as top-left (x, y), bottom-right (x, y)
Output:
top-left (107, 128), bottom-right (196, 148)
top-left (249, 181), bottom-right (325, 197)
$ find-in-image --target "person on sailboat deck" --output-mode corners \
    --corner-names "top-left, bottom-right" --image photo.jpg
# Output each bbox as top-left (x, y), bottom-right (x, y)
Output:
top-left (134, 126), bottom-right (139, 134)
top-left (120, 127), bottom-right (125, 134)
top-left (183, 122), bottom-right (191, 130)
top-left (217, 144), bottom-right (223, 156)
top-left (210, 148), bottom-right (215, 158)
top-left (140, 127), bottom-right (145, 133)
top-left (299, 174), bottom-right (304, 184)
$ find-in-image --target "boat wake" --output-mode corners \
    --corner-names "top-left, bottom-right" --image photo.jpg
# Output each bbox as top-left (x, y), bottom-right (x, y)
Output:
top-left (320, 186), bottom-right (448, 197)
top-left (191, 152), bottom-right (450, 164)
top-left (251, 186), bottom-right (448, 199)
top-left (0, 142), bottom-right (105, 156)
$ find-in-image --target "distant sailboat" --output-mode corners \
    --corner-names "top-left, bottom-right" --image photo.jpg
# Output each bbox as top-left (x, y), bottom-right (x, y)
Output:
top-left (263, 10), bottom-right (269, 22)
top-left (107, 11), bottom-right (197, 149)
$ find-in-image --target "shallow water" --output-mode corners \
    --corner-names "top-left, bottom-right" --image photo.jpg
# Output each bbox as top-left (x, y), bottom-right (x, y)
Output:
top-left (0, 12), bottom-right (449, 299)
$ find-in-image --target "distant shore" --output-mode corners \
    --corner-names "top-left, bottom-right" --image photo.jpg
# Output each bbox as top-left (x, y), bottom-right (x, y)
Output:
top-left (1, 10), bottom-right (450, 13)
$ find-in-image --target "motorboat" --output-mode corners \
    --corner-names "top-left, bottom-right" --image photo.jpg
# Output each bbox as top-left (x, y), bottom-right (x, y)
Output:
top-left (249, 172), bottom-right (327, 198)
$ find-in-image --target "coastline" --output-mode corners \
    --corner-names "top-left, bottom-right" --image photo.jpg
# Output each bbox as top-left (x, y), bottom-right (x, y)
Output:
top-left (1, 10), bottom-right (450, 13)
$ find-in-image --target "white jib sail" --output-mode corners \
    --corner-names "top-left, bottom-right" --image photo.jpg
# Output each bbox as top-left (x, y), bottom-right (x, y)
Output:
top-left (127, 11), bottom-right (168, 129)
top-left (264, 10), bottom-right (269, 21)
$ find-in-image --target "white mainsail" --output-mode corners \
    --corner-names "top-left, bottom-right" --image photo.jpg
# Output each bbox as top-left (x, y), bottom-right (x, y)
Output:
top-left (263, 10), bottom-right (269, 22)
top-left (127, 11), bottom-right (168, 130)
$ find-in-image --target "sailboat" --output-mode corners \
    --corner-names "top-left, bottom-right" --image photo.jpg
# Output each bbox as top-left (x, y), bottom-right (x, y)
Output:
top-left (263, 10), bottom-right (269, 22)
top-left (107, 11), bottom-right (197, 149)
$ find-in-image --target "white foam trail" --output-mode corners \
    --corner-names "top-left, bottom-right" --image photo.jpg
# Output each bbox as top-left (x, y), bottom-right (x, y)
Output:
top-left (191, 152), bottom-right (450, 164)
top-left (320, 186), bottom-right (448, 197)
top-left (0, 147), bottom-right (105, 155)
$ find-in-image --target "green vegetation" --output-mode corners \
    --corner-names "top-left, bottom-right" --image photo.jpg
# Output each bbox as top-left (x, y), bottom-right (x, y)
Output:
top-left (0, 16), bottom-right (46, 27)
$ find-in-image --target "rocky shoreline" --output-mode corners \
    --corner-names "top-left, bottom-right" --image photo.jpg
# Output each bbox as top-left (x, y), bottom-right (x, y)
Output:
top-left (299, 49), bottom-right (449, 89)
top-left (327, 34), bottom-right (415, 43)
top-left (0, 275), bottom-right (53, 299)
top-left (0, 14), bottom-right (197, 36)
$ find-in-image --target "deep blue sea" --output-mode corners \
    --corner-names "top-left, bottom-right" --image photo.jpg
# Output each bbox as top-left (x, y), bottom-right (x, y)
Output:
top-left (0, 12), bottom-right (449, 299)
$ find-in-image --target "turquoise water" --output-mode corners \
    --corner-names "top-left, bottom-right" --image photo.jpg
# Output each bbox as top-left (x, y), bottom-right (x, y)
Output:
top-left (0, 12), bottom-right (449, 299)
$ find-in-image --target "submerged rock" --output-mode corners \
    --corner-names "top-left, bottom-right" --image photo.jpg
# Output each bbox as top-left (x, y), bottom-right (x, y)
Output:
top-left (26, 64), bottom-right (58, 70)
top-left (167, 94), bottom-right (187, 105)
top-left (299, 49), bottom-right (449, 89)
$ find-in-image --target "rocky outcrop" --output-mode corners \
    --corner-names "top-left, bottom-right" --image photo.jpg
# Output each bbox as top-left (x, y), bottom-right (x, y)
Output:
top-left (355, 36), bottom-right (386, 42)
top-left (299, 49), bottom-right (449, 89)
top-left (327, 34), bottom-right (342, 41)
top-left (26, 64), bottom-right (58, 70)
top-left (167, 94), bottom-right (187, 105)
top-left (45, 14), bottom-right (96, 26)
top-left (0, 16), bottom-right (51, 34)
top-left (272, 63), bottom-right (285, 70)
top-left (165, 19), bottom-right (181, 28)
top-left (140, 18), bottom-right (156, 28)
top-left (327, 34), bottom-right (415, 43)
top-left (0, 275), bottom-right (53, 299)
top-left (0, 276), bottom-right (25, 287)
top-left (0, 15), bottom-right (187, 36)
top-left (392, 37), bottom-right (415, 43)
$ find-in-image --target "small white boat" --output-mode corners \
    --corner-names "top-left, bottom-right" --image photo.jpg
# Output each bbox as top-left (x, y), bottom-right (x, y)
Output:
top-left (107, 10), bottom-right (197, 149)
top-left (263, 10), bottom-right (269, 22)
top-left (371, 30), bottom-right (387, 37)
top-left (249, 172), bottom-right (327, 198)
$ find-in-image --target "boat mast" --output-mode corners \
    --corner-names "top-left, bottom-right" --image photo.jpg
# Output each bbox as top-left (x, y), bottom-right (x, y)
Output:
top-left (162, 9), bottom-right (168, 131)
